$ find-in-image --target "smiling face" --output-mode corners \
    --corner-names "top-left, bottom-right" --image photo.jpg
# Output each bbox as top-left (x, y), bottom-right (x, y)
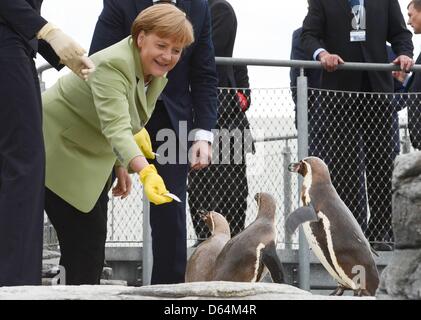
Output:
top-left (137, 31), bottom-right (183, 82)
top-left (408, 3), bottom-right (421, 34)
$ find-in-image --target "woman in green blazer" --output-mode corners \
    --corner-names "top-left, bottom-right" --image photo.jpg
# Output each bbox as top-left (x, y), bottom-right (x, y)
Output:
top-left (42, 4), bottom-right (194, 284)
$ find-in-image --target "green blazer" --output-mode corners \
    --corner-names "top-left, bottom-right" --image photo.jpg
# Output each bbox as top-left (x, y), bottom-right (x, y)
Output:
top-left (42, 36), bottom-right (168, 213)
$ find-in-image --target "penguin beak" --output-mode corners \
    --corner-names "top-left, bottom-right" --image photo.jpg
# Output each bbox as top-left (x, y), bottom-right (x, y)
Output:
top-left (199, 210), bottom-right (210, 222)
top-left (200, 211), bottom-right (214, 234)
top-left (288, 162), bottom-right (301, 173)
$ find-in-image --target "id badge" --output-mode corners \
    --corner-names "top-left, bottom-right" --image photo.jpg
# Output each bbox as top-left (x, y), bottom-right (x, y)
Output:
top-left (350, 30), bottom-right (366, 42)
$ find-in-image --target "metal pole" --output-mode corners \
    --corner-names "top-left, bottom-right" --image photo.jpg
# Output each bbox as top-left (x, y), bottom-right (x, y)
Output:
top-left (109, 197), bottom-right (115, 241)
top-left (215, 57), bottom-right (421, 72)
top-left (297, 68), bottom-right (311, 291)
top-left (142, 190), bottom-right (153, 285)
top-left (282, 142), bottom-right (292, 249)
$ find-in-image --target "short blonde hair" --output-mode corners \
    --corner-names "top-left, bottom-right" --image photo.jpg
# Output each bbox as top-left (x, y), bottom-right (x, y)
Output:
top-left (409, 0), bottom-right (421, 11)
top-left (131, 4), bottom-right (194, 48)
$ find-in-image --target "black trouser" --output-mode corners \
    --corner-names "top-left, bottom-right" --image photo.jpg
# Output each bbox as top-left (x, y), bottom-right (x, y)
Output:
top-left (407, 94), bottom-right (421, 149)
top-left (145, 101), bottom-right (188, 284)
top-left (0, 33), bottom-right (44, 286)
top-left (45, 186), bottom-right (109, 285)
top-left (188, 163), bottom-right (248, 239)
top-left (313, 91), bottom-right (395, 242)
top-left (94, 101), bottom-right (188, 285)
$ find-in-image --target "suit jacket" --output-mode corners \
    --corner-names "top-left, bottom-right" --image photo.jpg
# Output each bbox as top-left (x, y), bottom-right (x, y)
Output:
top-left (43, 37), bottom-right (168, 212)
top-left (89, 0), bottom-right (218, 136)
top-left (0, 0), bottom-right (60, 66)
top-left (209, 0), bottom-right (236, 87)
top-left (290, 27), bottom-right (322, 102)
top-left (208, 0), bottom-right (253, 158)
top-left (406, 53), bottom-right (421, 149)
top-left (301, 0), bottom-right (413, 92)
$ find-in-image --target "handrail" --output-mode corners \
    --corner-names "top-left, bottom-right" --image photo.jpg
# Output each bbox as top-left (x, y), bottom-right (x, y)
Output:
top-left (215, 57), bottom-right (421, 72)
top-left (38, 57), bottom-right (421, 77)
top-left (37, 63), bottom-right (54, 75)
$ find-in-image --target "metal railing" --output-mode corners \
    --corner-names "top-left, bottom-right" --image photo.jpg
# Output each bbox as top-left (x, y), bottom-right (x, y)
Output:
top-left (39, 58), bottom-right (420, 289)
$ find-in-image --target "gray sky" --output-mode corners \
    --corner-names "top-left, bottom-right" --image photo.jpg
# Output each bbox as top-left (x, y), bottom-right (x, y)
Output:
top-left (37, 0), bottom-right (420, 88)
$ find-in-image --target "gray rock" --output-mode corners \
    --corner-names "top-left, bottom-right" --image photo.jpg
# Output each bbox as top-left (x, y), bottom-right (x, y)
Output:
top-left (125, 281), bottom-right (310, 299)
top-left (377, 152), bottom-right (421, 300)
top-left (100, 279), bottom-right (127, 286)
top-left (392, 152), bottom-right (421, 248)
top-left (377, 249), bottom-right (421, 300)
top-left (0, 282), bottom-right (374, 300)
top-left (124, 282), bottom-right (373, 300)
top-left (0, 285), bottom-right (134, 300)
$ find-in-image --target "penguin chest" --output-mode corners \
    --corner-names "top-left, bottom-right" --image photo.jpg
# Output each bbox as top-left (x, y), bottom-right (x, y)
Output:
top-left (302, 212), bottom-right (357, 289)
top-left (250, 243), bottom-right (267, 282)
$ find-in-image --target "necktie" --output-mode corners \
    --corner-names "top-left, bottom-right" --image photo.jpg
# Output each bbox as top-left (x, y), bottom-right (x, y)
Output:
top-left (348, 0), bottom-right (361, 7)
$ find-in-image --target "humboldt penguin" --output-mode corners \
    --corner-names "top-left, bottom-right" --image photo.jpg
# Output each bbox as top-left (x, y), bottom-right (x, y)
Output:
top-left (286, 156), bottom-right (379, 296)
top-left (185, 211), bottom-right (231, 282)
top-left (211, 193), bottom-right (285, 283)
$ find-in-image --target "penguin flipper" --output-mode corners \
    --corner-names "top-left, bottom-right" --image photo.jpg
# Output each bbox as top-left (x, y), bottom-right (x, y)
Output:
top-left (285, 204), bottom-right (318, 235)
top-left (261, 241), bottom-right (285, 284)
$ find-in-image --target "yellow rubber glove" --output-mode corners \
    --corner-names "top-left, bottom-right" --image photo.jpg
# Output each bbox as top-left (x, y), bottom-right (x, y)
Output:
top-left (134, 128), bottom-right (155, 160)
top-left (38, 23), bottom-right (86, 61)
top-left (139, 165), bottom-right (173, 205)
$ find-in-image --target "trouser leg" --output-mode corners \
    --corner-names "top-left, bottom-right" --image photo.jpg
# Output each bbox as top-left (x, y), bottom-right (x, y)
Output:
top-left (45, 186), bottom-right (108, 285)
top-left (146, 101), bottom-right (188, 284)
top-left (0, 56), bottom-right (44, 286)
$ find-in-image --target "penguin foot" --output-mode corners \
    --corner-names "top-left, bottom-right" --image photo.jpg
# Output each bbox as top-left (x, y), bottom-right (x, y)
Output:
top-left (353, 289), bottom-right (371, 297)
top-left (330, 286), bottom-right (346, 296)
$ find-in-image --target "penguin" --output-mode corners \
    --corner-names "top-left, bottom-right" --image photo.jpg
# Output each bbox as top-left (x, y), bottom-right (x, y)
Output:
top-left (211, 193), bottom-right (285, 283)
top-left (286, 156), bottom-right (379, 296)
top-left (185, 211), bottom-right (231, 282)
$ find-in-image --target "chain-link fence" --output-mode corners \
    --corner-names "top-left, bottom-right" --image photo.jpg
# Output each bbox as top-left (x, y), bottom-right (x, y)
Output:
top-left (90, 87), bottom-right (301, 248)
top-left (40, 61), bottom-right (420, 253)
top-left (306, 89), bottom-right (419, 245)
top-left (96, 87), bottom-right (417, 249)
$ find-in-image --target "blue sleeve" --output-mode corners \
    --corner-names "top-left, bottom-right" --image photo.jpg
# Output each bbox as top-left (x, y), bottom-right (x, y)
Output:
top-left (189, 1), bottom-right (218, 131)
top-left (0, 0), bottom-right (47, 41)
top-left (387, 0), bottom-right (413, 58)
top-left (301, 0), bottom-right (326, 59)
top-left (290, 30), bottom-right (301, 90)
top-left (89, 0), bottom-right (128, 55)
top-left (38, 39), bottom-right (62, 70)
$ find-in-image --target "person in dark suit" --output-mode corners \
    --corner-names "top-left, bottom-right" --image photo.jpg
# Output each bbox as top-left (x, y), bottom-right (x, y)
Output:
top-left (43, 4), bottom-right (194, 286)
top-left (188, 0), bottom-right (254, 240)
top-left (89, 0), bottom-right (218, 284)
top-left (301, 0), bottom-right (414, 249)
top-left (396, 0), bottom-right (421, 150)
top-left (289, 27), bottom-right (324, 156)
top-left (0, 0), bottom-right (93, 286)
top-left (290, 30), bottom-right (403, 239)
top-left (290, 28), bottom-right (322, 94)
top-left (386, 45), bottom-right (407, 157)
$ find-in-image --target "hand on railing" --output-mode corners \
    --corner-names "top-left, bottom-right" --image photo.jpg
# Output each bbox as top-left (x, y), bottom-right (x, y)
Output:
top-left (318, 51), bottom-right (344, 72)
top-left (392, 55), bottom-right (413, 73)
